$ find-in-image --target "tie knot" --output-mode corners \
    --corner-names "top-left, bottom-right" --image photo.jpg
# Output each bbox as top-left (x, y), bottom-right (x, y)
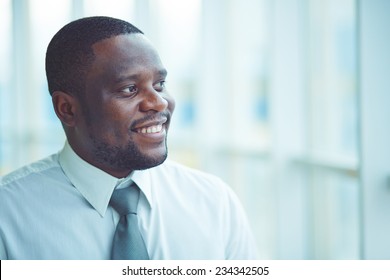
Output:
top-left (110, 183), bottom-right (140, 216)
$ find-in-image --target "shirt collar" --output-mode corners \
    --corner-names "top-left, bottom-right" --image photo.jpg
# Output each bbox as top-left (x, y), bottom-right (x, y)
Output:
top-left (58, 142), bottom-right (153, 217)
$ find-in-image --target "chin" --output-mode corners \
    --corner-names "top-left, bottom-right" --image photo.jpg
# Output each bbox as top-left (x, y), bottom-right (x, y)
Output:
top-left (132, 152), bottom-right (168, 170)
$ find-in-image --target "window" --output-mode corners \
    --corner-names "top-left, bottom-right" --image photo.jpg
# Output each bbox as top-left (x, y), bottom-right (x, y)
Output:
top-left (2, 0), bottom-right (389, 259)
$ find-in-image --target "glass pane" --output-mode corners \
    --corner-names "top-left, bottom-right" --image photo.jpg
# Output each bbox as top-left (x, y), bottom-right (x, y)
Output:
top-left (305, 0), bottom-right (359, 259)
top-left (307, 0), bottom-right (358, 160)
top-left (83, 0), bottom-right (135, 20)
top-left (0, 0), bottom-right (72, 173)
top-left (0, 0), bottom-right (12, 174)
top-left (309, 170), bottom-right (360, 259)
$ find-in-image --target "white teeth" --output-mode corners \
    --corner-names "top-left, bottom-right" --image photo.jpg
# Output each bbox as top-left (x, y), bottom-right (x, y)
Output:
top-left (138, 124), bottom-right (163, 134)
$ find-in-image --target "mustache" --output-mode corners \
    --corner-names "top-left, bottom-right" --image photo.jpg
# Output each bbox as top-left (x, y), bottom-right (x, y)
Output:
top-left (130, 111), bottom-right (171, 129)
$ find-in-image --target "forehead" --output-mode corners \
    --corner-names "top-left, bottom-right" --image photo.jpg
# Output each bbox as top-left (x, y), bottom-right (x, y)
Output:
top-left (89, 34), bottom-right (164, 77)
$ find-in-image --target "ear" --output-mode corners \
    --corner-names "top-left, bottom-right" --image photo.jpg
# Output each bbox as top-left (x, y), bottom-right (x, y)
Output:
top-left (51, 91), bottom-right (78, 127)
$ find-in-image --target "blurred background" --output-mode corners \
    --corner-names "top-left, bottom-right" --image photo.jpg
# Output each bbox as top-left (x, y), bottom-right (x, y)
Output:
top-left (0, 0), bottom-right (389, 259)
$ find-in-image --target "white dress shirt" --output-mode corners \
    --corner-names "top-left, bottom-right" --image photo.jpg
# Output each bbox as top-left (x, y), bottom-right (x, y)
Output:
top-left (0, 142), bottom-right (258, 260)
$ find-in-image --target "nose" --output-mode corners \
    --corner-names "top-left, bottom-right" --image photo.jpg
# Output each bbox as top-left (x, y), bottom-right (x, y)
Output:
top-left (139, 88), bottom-right (168, 112)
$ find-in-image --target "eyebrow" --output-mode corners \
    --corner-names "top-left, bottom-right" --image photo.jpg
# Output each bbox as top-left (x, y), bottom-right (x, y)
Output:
top-left (114, 69), bottom-right (168, 84)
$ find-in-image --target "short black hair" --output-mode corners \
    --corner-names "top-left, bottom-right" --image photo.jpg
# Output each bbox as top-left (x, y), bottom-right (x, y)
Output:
top-left (45, 16), bottom-right (143, 96)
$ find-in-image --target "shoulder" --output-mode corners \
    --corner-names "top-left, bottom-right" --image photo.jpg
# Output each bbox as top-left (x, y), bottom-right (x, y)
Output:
top-left (0, 153), bottom-right (60, 190)
top-left (0, 153), bottom-right (64, 219)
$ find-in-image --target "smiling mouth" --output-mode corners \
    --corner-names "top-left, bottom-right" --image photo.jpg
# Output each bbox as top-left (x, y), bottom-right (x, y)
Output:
top-left (131, 112), bottom-right (170, 137)
top-left (136, 124), bottom-right (164, 134)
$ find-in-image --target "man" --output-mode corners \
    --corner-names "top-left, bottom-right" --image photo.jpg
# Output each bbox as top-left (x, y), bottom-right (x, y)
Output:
top-left (0, 16), bottom-right (257, 259)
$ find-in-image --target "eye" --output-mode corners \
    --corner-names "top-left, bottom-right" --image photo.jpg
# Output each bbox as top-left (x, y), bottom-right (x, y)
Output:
top-left (121, 85), bottom-right (138, 96)
top-left (154, 81), bottom-right (166, 92)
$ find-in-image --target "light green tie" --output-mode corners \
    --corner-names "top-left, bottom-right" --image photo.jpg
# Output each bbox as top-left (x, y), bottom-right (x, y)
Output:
top-left (110, 183), bottom-right (149, 260)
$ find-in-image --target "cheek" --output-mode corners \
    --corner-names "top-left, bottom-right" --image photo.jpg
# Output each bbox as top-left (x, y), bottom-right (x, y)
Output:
top-left (82, 101), bottom-right (129, 136)
top-left (109, 100), bottom-right (140, 122)
top-left (98, 103), bottom-right (140, 141)
top-left (91, 97), bottom-right (134, 122)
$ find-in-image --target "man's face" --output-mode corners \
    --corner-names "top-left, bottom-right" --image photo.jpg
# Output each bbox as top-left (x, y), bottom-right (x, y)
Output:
top-left (75, 34), bottom-right (175, 177)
